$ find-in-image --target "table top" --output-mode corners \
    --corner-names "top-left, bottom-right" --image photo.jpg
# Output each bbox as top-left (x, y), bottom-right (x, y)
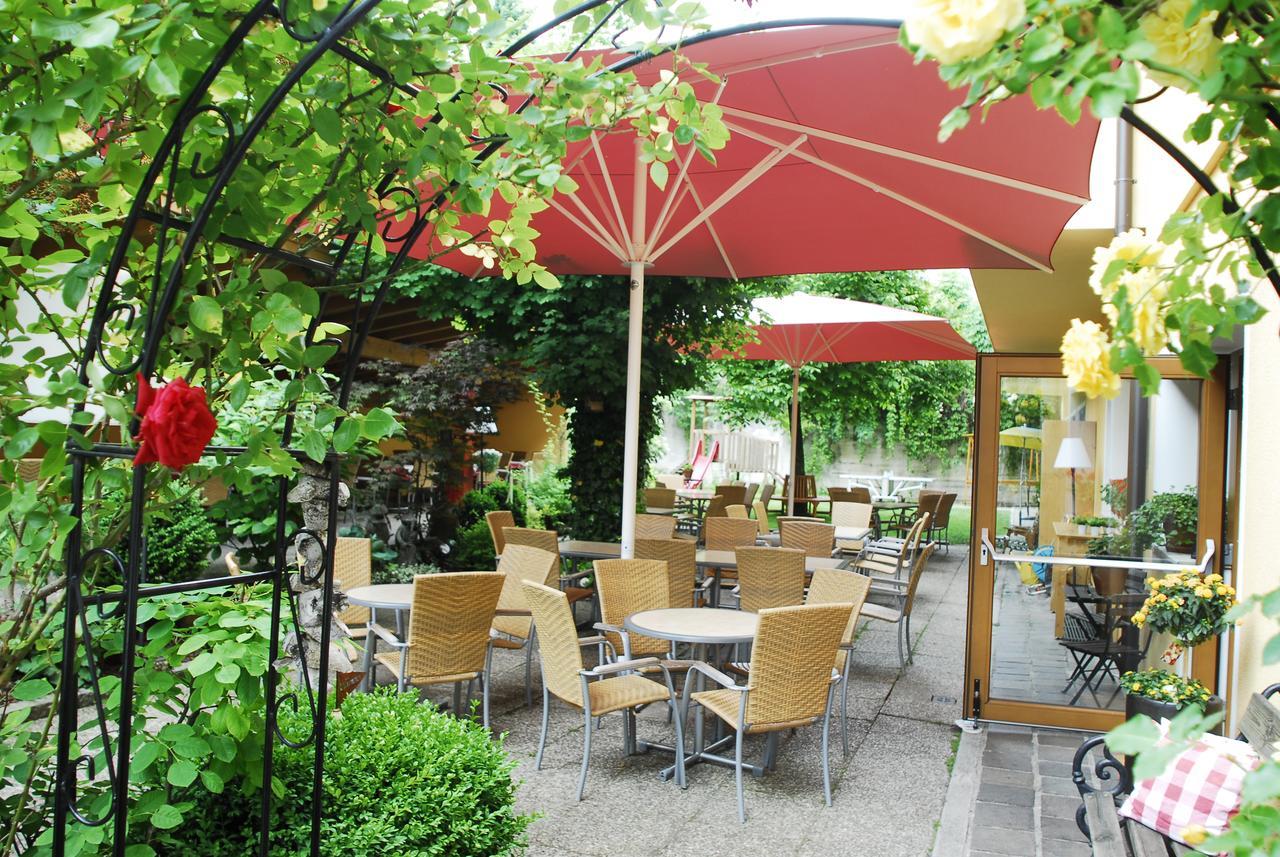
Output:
top-left (346, 584), bottom-right (413, 610)
top-left (872, 500), bottom-right (915, 510)
top-left (676, 488), bottom-right (717, 500)
top-left (695, 550), bottom-right (846, 572)
top-left (758, 526), bottom-right (870, 545)
top-left (625, 607), bottom-right (758, 645)
top-left (1052, 521), bottom-right (1119, 539)
top-left (558, 540), bottom-right (622, 559)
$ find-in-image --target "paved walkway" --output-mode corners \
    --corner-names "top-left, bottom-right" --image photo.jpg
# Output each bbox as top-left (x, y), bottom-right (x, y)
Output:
top-left (397, 545), bottom-right (973, 857)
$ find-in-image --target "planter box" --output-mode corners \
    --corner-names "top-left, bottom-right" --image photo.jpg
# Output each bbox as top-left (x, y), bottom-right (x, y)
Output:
top-left (1126, 692), bottom-right (1224, 735)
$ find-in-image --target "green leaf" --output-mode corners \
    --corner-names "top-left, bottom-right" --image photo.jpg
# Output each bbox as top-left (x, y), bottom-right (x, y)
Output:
top-left (301, 428), bottom-right (327, 463)
top-left (74, 15), bottom-right (120, 49)
top-left (186, 652), bottom-right (217, 676)
top-left (144, 56), bottom-right (181, 98)
top-left (149, 804), bottom-right (183, 830)
top-left (361, 407), bottom-right (399, 440)
top-left (332, 419), bottom-right (360, 453)
top-left (166, 759), bottom-right (198, 788)
top-left (131, 741), bottom-right (162, 773)
top-left (11, 678), bottom-right (53, 701)
top-left (199, 769), bottom-right (225, 794)
top-left (189, 296), bottom-right (223, 333)
top-left (649, 160), bottom-right (669, 190)
top-left (312, 106), bottom-right (343, 145)
top-left (533, 268), bottom-right (559, 290)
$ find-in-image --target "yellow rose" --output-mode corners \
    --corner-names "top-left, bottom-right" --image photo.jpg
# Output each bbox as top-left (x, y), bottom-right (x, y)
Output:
top-left (1216, 585), bottom-right (1229, 596)
top-left (1139, 0), bottom-right (1221, 91)
top-left (1195, 587), bottom-right (1213, 599)
top-left (1154, 593), bottom-right (1167, 602)
top-left (1061, 319), bottom-right (1122, 399)
top-left (904, 0), bottom-right (1027, 65)
top-left (1206, 573), bottom-right (1222, 584)
top-left (1089, 229), bottom-right (1167, 297)
top-left (1180, 824), bottom-right (1209, 846)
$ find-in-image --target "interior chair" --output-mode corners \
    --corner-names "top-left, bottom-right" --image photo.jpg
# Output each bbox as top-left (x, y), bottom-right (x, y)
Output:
top-left (926, 493), bottom-right (958, 552)
top-left (831, 501), bottom-right (874, 556)
top-left (643, 486), bottom-right (677, 515)
top-left (523, 580), bottom-right (685, 800)
top-left (486, 509), bottom-right (515, 558)
top-left (859, 543), bottom-right (937, 670)
top-left (806, 569), bottom-right (872, 755)
top-left (680, 602), bottom-right (854, 822)
top-left (490, 544), bottom-right (560, 706)
top-left (372, 571), bottom-right (505, 727)
top-left (635, 513), bottom-right (677, 540)
top-left (735, 546), bottom-right (806, 613)
top-left (333, 536), bottom-right (372, 636)
top-left (779, 519), bottom-right (836, 558)
top-left (1059, 592), bottom-right (1151, 707)
top-left (635, 537), bottom-right (699, 607)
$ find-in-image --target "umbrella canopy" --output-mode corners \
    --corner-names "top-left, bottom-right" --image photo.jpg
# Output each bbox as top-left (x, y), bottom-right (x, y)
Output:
top-left (999, 425), bottom-right (1043, 450)
top-left (407, 20), bottom-right (1100, 556)
top-left (717, 292), bottom-right (976, 512)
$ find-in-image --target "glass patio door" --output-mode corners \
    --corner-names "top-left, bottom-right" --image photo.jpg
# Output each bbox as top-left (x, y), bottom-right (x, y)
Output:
top-left (964, 355), bottom-right (1227, 731)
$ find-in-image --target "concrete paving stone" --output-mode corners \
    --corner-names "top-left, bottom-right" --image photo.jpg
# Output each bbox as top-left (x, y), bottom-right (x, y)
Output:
top-left (1039, 760), bottom-right (1075, 779)
top-left (1041, 814), bottom-right (1088, 843)
top-left (1041, 793), bottom-right (1085, 820)
top-left (984, 731), bottom-right (1033, 749)
top-left (1040, 775), bottom-right (1081, 797)
top-left (976, 783), bottom-right (1035, 806)
top-left (969, 825), bottom-right (1037, 855)
top-left (1037, 730), bottom-right (1095, 748)
top-left (981, 767), bottom-right (1034, 788)
top-left (982, 749), bottom-right (1033, 772)
top-left (1038, 742), bottom-right (1085, 763)
top-left (973, 799), bottom-right (1034, 830)
top-left (1042, 837), bottom-right (1093, 857)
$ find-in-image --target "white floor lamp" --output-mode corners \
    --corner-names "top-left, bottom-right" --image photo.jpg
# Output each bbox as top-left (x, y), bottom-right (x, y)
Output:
top-left (1053, 436), bottom-right (1092, 520)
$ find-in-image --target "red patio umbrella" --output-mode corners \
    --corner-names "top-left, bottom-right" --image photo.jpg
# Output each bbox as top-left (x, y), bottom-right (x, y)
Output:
top-left (402, 20), bottom-right (1099, 556)
top-left (717, 292), bottom-right (977, 513)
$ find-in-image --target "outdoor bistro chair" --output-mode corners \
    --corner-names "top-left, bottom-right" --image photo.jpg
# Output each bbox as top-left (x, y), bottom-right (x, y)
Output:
top-left (735, 546), bottom-right (806, 613)
top-left (925, 493), bottom-right (958, 552)
top-left (643, 486), bottom-right (678, 515)
top-left (806, 569), bottom-right (872, 756)
top-left (742, 483), bottom-right (759, 508)
top-left (831, 501), bottom-right (874, 556)
top-left (1059, 592), bottom-right (1151, 707)
top-left (725, 504), bottom-right (750, 520)
top-left (372, 571), bottom-right (505, 727)
top-left (859, 543), bottom-right (937, 670)
top-left (827, 486), bottom-right (859, 504)
top-left (680, 602), bottom-right (854, 822)
top-left (751, 500), bottom-right (771, 537)
top-left (503, 526), bottom-right (595, 618)
top-left (780, 474), bottom-right (820, 515)
top-left (758, 482), bottom-right (775, 511)
top-left (333, 536), bottom-right (372, 635)
top-left (593, 559), bottom-right (684, 667)
top-left (522, 580), bottom-right (685, 800)
top-left (486, 509), bottom-right (515, 557)
top-left (779, 519), bottom-right (836, 558)
top-left (703, 493), bottom-right (729, 519)
top-left (855, 514), bottom-right (930, 582)
top-left (883, 489), bottom-right (943, 538)
top-left (635, 537), bottom-right (699, 607)
top-left (635, 513), bottom-right (677, 540)
top-left (704, 517), bottom-right (760, 552)
top-left (716, 484), bottom-right (748, 507)
top-left (490, 545), bottom-right (561, 707)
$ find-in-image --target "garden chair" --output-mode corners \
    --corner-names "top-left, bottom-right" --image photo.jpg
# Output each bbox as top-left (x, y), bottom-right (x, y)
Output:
top-left (334, 536), bottom-right (372, 635)
top-left (593, 560), bottom-right (690, 685)
top-left (522, 580), bottom-right (685, 800)
top-left (725, 504), bottom-right (749, 520)
top-left (831, 501), bottom-right (874, 556)
top-left (716, 484), bottom-right (747, 507)
top-left (735, 546), bottom-right (806, 613)
top-left (635, 513), bottom-right (676, 540)
top-left (925, 492), bottom-right (957, 552)
top-left (489, 545), bottom-right (560, 706)
top-left (704, 517), bottom-right (759, 551)
top-left (751, 500), bottom-right (771, 537)
top-left (859, 543), bottom-right (936, 669)
top-left (742, 483), bottom-right (759, 508)
top-left (486, 509), bottom-right (514, 558)
top-left (780, 474), bottom-right (820, 516)
top-left (827, 486), bottom-right (858, 504)
top-left (1059, 592), bottom-right (1150, 707)
top-left (372, 571), bottom-right (505, 727)
top-left (635, 537), bottom-right (699, 607)
top-left (779, 519), bottom-right (835, 558)
top-left (643, 486), bottom-right (677, 515)
top-left (855, 514), bottom-right (930, 582)
top-left (806, 569), bottom-right (872, 756)
top-left (680, 602), bottom-right (853, 822)
top-left (503, 526), bottom-right (595, 618)
top-left (758, 482), bottom-right (775, 511)
top-left (882, 489), bottom-right (942, 538)
top-left (703, 493), bottom-right (729, 519)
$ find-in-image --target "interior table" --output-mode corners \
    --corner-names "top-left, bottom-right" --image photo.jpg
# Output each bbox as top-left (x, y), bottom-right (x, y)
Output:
top-left (695, 550), bottom-right (849, 606)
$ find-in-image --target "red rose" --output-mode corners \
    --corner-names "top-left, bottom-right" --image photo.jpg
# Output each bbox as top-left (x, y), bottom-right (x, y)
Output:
top-left (133, 373), bottom-right (218, 469)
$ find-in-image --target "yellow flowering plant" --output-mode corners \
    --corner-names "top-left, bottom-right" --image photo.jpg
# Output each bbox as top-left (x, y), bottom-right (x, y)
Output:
top-left (1135, 568), bottom-right (1236, 660)
top-left (1120, 668), bottom-right (1214, 706)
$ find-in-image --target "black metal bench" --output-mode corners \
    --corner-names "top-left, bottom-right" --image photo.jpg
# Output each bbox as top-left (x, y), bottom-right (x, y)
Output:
top-left (1072, 683), bottom-right (1280, 856)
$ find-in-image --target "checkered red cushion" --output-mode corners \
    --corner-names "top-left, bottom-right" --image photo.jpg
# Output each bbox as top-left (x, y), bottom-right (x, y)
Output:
top-left (1118, 730), bottom-right (1259, 849)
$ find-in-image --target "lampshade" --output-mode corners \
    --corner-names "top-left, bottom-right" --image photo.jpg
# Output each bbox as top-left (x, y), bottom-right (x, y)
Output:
top-left (1053, 436), bottom-right (1092, 470)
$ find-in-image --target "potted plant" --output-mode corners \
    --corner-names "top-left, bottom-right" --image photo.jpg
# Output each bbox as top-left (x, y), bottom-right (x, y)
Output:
top-left (1129, 488), bottom-right (1199, 555)
top-left (1125, 568), bottom-right (1235, 726)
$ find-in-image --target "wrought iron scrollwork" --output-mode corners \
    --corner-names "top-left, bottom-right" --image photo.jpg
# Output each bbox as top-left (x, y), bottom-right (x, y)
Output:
top-left (1071, 734), bottom-right (1133, 837)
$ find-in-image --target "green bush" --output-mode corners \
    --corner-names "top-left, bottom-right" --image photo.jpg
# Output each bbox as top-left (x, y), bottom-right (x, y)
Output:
top-left (523, 468), bottom-right (572, 533)
top-left (163, 689), bottom-right (533, 857)
top-left (378, 562), bottom-right (442, 584)
top-left (448, 520), bottom-right (500, 570)
top-left (145, 495), bottom-right (220, 582)
top-left (456, 481), bottom-right (527, 531)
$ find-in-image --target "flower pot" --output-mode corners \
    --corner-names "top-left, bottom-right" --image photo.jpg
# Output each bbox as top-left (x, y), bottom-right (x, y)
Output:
top-left (1091, 567), bottom-right (1127, 597)
top-left (1126, 692), bottom-right (1224, 735)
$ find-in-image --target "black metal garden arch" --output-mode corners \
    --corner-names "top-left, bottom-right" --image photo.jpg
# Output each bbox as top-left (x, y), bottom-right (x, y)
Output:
top-left (53, 2), bottom-right (1278, 853)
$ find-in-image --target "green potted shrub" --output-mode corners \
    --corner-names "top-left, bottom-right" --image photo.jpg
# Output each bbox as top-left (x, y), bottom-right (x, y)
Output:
top-left (1125, 569), bottom-right (1235, 726)
top-left (1129, 488), bottom-right (1199, 555)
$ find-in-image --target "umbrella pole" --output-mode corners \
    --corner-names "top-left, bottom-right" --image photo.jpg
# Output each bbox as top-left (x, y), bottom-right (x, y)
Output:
top-left (788, 364), bottom-right (800, 516)
top-left (620, 139), bottom-right (647, 560)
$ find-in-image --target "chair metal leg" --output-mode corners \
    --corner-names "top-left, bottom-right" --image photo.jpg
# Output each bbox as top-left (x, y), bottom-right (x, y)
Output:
top-left (524, 634), bottom-right (534, 707)
top-left (840, 662), bottom-right (851, 758)
top-left (822, 687), bottom-right (834, 807)
top-left (397, 650), bottom-right (408, 694)
top-left (535, 685), bottom-right (550, 770)
top-left (452, 681), bottom-right (462, 715)
top-left (481, 672), bottom-right (490, 730)
top-left (896, 621), bottom-right (906, 670)
top-left (577, 703), bottom-right (593, 801)
top-left (734, 727), bottom-right (746, 824)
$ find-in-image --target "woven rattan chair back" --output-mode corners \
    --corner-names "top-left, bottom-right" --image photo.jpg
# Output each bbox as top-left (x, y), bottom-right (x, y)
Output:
top-left (932, 493), bottom-right (957, 529)
top-left (704, 517), bottom-right (759, 551)
top-left (522, 580), bottom-right (586, 707)
top-left (643, 486), bottom-right (677, 512)
top-left (779, 519), bottom-right (835, 557)
top-left (493, 545), bottom-right (559, 640)
top-left (334, 537), bottom-right (371, 627)
top-left (487, 510), bottom-right (515, 556)
top-left (751, 500), bottom-right (771, 536)
top-left (906, 513), bottom-right (931, 552)
top-left (635, 513), bottom-right (676, 540)
top-left (903, 543), bottom-right (937, 618)
top-left (831, 502), bottom-right (873, 529)
top-left (725, 504), bottom-right (749, 520)
top-left (634, 538), bottom-right (698, 607)
top-left (736, 546), bottom-right (806, 613)
top-left (716, 485), bottom-right (747, 507)
top-left (503, 526), bottom-right (561, 559)
top-left (758, 483), bottom-right (775, 508)
top-left (746, 603), bottom-right (852, 728)
top-left (742, 483), bottom-right (759, 508)
top-left (827, 487), bottom-right (857, 504)
top-left (405, 572), bottom-right (504, 681)
top-left (703, 494), bottom-right (728, 519)
top-left (594, 559), bottom-right (671, 658)
top-left (914, 490), bottom-right (944, 519)
top-left (807, 569), bottom-right (872, 670)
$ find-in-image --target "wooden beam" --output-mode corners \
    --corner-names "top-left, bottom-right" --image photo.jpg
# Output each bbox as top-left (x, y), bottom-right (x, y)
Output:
top-left (340, 334), bottom-right (433, 366)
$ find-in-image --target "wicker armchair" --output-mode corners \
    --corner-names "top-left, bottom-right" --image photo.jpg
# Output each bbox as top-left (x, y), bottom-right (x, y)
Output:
top-left (490, 545), bottom-right (560, 706)
top-left (779, 519), bottom-right (836, 558)
top-left (486, 510), bottom-right (515, 557)
top-left (715, 485), bottom-right (747, 507)
top-left (751, 500), bottom-right (771, 537)
top-left (503, 526), bottom-right (594, 617)
top-left (333, 536), bottom-right (372, 633)
top-left (860, 543), bottom-right (937, 669)
top-left (806, 569), bottom-right (872, 755)
top-left (704, 517), bottom-right (759, 551)
top-left (703, 494), bottom-right (728, 519)
top-left (831, 501), bottom-right (874, 555)
top-left (925, 493), bottom-right (958, 552)
top-left (634, 537), bottom-right (699, 607)
top-left (635, 513), bottom-right (676, 540)
top-left (854, 513), bottom-right (930, 581)
top-left (725, 504), bottom-right (749, 520)
top-left (372, 572), bottom-right (505, 727)
top-left (680, 602), bottom-right (854, 822)
top-left (593, 559), bottom-right (672, 660)
top-left (522, 581), bottom-right (685, 799)
top-left (735, 546), bottom-right (805, 612)
top-left (643, 486), bottom-right (677, 515)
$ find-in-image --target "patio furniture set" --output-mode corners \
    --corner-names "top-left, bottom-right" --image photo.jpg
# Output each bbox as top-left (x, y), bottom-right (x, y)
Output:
top-left (336, 489), bottom-right (944, 822)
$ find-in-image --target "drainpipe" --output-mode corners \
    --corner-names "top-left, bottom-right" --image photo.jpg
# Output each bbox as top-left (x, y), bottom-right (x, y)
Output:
top-left (1117, 120), bottom-right (1150, 514)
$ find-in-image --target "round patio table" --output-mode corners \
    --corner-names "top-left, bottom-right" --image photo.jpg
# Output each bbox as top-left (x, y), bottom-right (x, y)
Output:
top-left (346, 583), bottom-right (413, 612)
